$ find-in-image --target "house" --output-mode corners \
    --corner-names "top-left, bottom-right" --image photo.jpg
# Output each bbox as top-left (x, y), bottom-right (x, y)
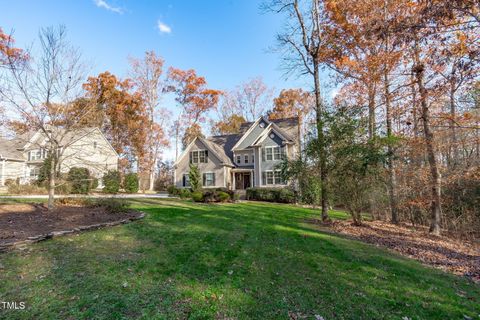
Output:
top-left (0, 127), bottom-right (118, 187)
top-left (174, 116), bottom-right (300, 190)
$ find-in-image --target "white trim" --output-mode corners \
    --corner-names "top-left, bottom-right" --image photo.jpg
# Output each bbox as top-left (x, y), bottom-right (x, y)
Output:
top-left (252, 125), bottom-right (291, 147)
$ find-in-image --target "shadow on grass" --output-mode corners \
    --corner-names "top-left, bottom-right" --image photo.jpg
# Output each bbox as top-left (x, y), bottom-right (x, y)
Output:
top-left (0, 199), bottom-right (479, 319)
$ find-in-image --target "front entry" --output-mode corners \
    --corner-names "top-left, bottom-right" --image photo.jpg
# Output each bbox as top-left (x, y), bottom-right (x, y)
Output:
top-left (234, 172), bottom-right (251, 190)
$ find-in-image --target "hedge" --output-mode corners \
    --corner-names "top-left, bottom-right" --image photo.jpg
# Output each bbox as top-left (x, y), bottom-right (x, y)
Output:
top-left (246, 187), bottom-right (297, 203)
top-left (67, 167), bottom-right (91, 194)
top-left (103, 170), bottom-right (121, 194)
top-left (124, 173), bottom-right (139, 193)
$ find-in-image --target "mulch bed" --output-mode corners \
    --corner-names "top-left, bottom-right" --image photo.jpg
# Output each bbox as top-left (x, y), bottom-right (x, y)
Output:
top-left (0, 203), bottom-right (143, 249)
top-left (306, 218), bottom-right (480, 283)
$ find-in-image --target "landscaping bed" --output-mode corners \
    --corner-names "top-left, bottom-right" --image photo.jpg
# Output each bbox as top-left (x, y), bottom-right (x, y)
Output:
top-left (0, 202), bottom-right (143, 248)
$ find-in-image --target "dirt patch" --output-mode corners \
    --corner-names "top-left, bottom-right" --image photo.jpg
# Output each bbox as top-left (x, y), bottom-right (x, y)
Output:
top-left (306, 218), bottom-right (480, 283)
top-left (0, 203), bottom-right (142, 246)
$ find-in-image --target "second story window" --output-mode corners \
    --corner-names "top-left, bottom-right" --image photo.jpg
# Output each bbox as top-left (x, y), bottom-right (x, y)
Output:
top-left (94, 141), bottom-right (97, 149)
top-left (252, 154), bottom-right (255, 163)
top-left (244, 154), bottom-right (249, 164)
top-left (264, 146), bottom-right (284, 161)
top-left (189, 150), bottom-right (208, 164)
top-left (236, 155), bottom-right (241, 164)
top-left (29, 149), bottom-right (44, 161)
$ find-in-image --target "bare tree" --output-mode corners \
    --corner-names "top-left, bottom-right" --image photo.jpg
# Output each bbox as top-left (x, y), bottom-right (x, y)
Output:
top-left (0, 26), bottom-right (98, 209)
top-left (265, 0), bottom-right (330, 221)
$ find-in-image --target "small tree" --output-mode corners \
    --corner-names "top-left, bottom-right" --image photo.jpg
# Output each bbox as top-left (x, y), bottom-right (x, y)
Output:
top-left (67, 167), bottom-right (91, 194)
top-left (103, 170), bottom-right (121, 194)
top-left (188, 164), bottom-right (201, 192)
top-left (327, 107), bottom-right (388, 225)
top-left (124, 173), bottom-right (139, 193)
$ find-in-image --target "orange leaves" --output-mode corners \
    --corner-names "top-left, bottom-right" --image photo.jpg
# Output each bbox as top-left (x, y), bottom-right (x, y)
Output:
top-left (269, 88), bottom-right (313, 120)
top-left (0, 28), bottom-right (27, 66)
top-left (167, 67), bottom-right (222, 125)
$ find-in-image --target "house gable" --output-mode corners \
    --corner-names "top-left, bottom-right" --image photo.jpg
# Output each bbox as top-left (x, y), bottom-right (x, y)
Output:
top-left (232, 117), bottom-right (269, 151)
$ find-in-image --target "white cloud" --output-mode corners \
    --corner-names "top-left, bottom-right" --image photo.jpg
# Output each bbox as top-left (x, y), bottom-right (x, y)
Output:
top-left (157, 20), bottom-right (172, 34)
top-left (94, 0), bottom-right (123, 14)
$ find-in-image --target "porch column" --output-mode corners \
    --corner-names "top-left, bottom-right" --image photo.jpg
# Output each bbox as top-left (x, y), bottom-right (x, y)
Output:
top-left (232, 172), bottom-right (236, 191)
top-left (1, 159), bottom-right (5, 186)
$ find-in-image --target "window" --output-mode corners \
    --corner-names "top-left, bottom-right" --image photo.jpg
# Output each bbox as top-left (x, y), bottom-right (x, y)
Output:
top-left (263, 170), bottom-right (285, 185)
top-left (199, 150), bottom-right (206, 163)
top-left (274, 170), bottom-right (285, 185)
top-left (264, 146), bottom-right (283, 161)
top-left (203, 172), bottom-right (215, 187)
top-left (93, 141), bottom-right (97, 149)
top-left (244, 154), bottom-right (249, 164)
top-left (266, 171), bottom-right (274, 185)
top-left (183, 174), bottom-right (190, 187)
top-left (252, 155), bottom-right (255, 163)
top-left (189, 150), bottom-right (208, 164)
top-left (30, 167), bottom-right (40, 179)
top-left (273, 147), bottom-right (282, 160)
top-left (29, 150), bottom-right (43, 161)
top-left (265, 148), bottom-right (273, 161)
top-left (236, 155), bottom-right (241, 164)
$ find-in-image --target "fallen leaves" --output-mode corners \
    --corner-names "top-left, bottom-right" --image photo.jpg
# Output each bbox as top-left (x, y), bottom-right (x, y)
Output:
top-left (319, 219), bottom-right (480, 282)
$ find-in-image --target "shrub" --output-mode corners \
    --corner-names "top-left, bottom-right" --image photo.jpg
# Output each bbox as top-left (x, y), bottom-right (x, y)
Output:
top-left (90, 178), bottom-right (99, 190)
top-left (246, 187), bottom-right (296, 203)
top-left (124, 173), bottom-right (139, 193)
top-left (218, 191), bottom-right (230, 202)
top-left (7, 183), bottom-right (48, 195)
top-left (93, 198), bottom-right (129, 213)
top-left (167, 185), bottom-right (180, 196)
top-left (55, 180), bottom-right (72, 195)
top-left (189, 164), bottom-right (201, 192)
top-left (179, 188), bottom-right (191, 199)
top-left (103, 170), bottom-right (121, 194)
top-left (67, 167), bottom-right (91, 194)
top-left (191, 191), bottom-right (204, 202)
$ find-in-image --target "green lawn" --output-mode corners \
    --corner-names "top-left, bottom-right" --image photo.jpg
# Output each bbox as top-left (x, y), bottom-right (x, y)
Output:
top-left (0, 199), bottom-right (479, 319)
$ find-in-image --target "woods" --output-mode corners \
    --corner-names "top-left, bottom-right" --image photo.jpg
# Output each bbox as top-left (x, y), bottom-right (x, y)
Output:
top-left (268, 0), bottom-right (480, 237)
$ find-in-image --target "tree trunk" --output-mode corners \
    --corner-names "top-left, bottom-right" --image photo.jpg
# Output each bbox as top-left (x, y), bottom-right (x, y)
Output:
top-left (449, 78), bottom-right (458, 167)
top-left (313, 61), bottom-right (329, 222)
top-left (413, 51), bottom-right (442, 236)
top-left (367, 83), bottom-right (376, 139)
top-left (47, 154), bottom-right (56, 210)
top-left (384, 68), bottom-right (398, 224)
top-left (149, 158), bottom-right (156, 191)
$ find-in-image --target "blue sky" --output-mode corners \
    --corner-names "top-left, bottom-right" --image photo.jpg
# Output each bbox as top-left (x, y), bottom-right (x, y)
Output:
top-left (1, 0), bottom-right (333, 160)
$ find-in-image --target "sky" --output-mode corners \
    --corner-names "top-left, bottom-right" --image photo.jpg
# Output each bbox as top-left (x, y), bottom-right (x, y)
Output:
top-left (1, 0), bottom-right (334, 161)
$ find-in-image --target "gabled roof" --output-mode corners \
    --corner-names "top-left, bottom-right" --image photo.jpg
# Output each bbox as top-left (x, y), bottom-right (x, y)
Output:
top-left (251, 122), bottom-right (295, 147)
top-left (174, 136), bottom-right (235, 167)
top-left (0, 138), bottom-right (24, 160)
top-left (231, 116), bottom-right (299, 151)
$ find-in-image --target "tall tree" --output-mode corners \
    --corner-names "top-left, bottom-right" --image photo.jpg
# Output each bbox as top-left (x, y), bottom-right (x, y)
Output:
top-left (167, 67), bottom-right (221, 152)
top-left (236, 77), bottom-right (273, 121)
top-left (267, 0), bottom-right (330, 221)
top-left (83, 71), bottom-right (147, 171)
top-left (129, 51), bottom-right (170, 191)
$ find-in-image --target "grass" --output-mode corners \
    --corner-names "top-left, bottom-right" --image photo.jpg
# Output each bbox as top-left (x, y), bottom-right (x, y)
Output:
top-left (0, 198), bottom-right (479, 319)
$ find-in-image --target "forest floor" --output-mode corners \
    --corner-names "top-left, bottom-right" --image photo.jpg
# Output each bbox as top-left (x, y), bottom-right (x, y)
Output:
top-left (307, 218), bottom-right (480, 283)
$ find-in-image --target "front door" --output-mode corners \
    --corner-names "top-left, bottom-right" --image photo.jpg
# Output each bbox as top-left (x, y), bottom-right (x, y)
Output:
top-left (243, 173), bottom-right (251, 189)
top-left (234, 172), bottom-right (251, 190)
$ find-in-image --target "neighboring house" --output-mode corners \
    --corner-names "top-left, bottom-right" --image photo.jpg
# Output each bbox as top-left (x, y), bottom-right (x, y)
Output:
top-left (0, 127), bottom-right (118, 186)
top-left (174, 116), bottom-right (299, 190)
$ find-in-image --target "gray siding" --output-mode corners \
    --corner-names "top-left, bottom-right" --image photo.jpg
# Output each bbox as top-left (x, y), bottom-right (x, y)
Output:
top-left (235, 119), bottom-right (268, 150)
top-left (175, 139), bottom-right (226, 188)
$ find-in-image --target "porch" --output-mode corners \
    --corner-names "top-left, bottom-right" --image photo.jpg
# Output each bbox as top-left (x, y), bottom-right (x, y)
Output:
top-left (231, 169), bottom-right (254, 190)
